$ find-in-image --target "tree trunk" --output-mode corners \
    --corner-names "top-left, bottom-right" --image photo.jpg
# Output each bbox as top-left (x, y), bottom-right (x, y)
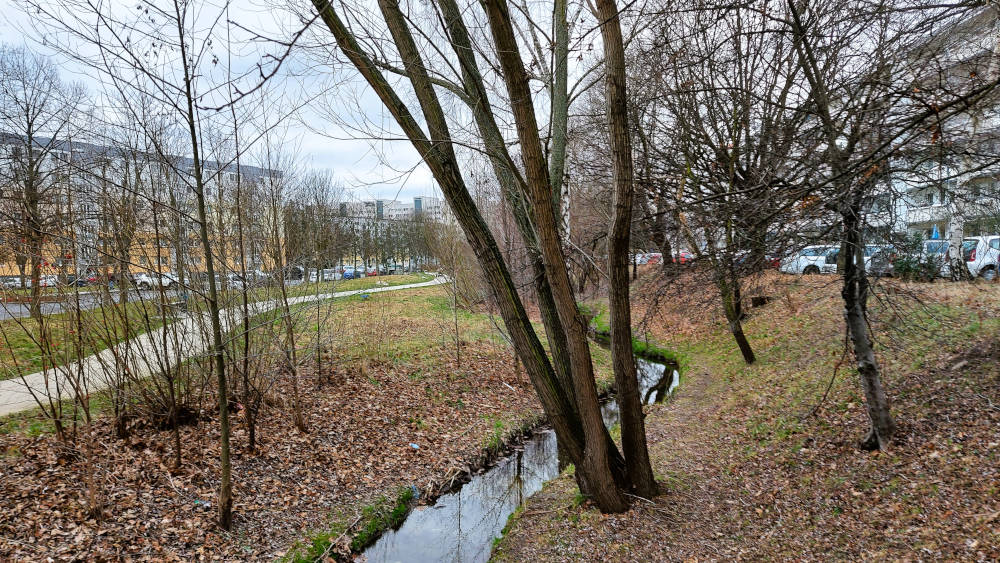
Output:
top-left (718, 269), bottom-right (755, 365)
top-left (26, 179), bottom-right (42, 321)
top-left (947, 194), bottom-right (969, 280)
top-left (597, 0), bottom-right (658, 498)
top-left (433, 0), bottom-right (629, 488)
top-left (841, 199), bottom-right (895, 451)
top-left (483, 0), bottom-right (628, 512)
top-left (653, 195), bottom-right (674, 273)
top-left (549, 0), bottom-right (569, 221)
top-left (312, 0), bottom-right (600, 499)
top-left (174, 14), bottom-right (232, 529)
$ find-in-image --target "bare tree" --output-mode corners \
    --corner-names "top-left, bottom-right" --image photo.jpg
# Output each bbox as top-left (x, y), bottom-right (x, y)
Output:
top-left (306, 0), bottom-right (651, 511)
top-left (0, 45), bottom-right (82, 318)
top-left (783, 0), bottom-right (1000, 450)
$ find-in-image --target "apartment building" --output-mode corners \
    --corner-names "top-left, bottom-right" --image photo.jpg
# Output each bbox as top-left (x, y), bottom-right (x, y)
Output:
top-left (0, 133), bottom-right (278, 282)
top-left (339, 195), bottom-right (453, 224)
top-left (890, 6), bottom-right (1000, 241)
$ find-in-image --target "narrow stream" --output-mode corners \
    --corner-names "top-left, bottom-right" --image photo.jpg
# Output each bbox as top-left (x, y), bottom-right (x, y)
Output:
top-left (363, 356), bottom-right (679, 563)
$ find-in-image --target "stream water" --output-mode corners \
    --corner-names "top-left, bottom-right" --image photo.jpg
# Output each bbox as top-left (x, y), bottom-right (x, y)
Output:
top-left (362, 356), bottom-right (679, 563)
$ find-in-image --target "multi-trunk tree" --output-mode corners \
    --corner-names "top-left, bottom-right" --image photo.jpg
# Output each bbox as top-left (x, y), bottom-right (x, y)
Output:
top-left (306, 0), bottom-right (656, 510)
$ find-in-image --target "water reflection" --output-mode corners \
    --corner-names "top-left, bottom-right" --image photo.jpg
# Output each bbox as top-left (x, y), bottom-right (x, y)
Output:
top-left (364, 430), bottom-right (559, 563)
top-left (363, 356), bottom-right (677, 563)
top-left (602, 358), bottom-right (679, 427)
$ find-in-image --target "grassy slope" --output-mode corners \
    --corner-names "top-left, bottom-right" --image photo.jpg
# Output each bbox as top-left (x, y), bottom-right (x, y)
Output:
top-left (495, 272), bottom-right (1000, 561)
top-left (252, 271), bottom-right (434, 300)
top-left (0, 301), bottom-right (168, 380)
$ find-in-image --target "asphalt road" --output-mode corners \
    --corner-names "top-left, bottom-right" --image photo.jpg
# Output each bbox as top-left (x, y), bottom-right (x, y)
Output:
top-left (0, 280), bottom-right (308, 320)
top-left (0, 290), bottom-right (164, 321)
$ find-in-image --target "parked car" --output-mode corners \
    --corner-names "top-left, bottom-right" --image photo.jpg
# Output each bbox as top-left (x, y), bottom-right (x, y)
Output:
top-left (226, 273), bottom-right (249, 289)
top-left (962, 235), bottom-right (1000, 280)
top-left (920, 240), bottom-right (955, 278)
top-left (342, 268), bottom-right (359, 280)
top-left (308, 268), bottom-right (342, 282)
top-left (1, 276), bottom-right (20, 289)
top-left (366, 266), bottom-right (378, 277)
top-left (890, 240), bottom-right (950, 280)
top-left (780, 245), bottom-right (839, 275)
top-left (674, 250), bottom-right (695, 264)
top-left (866, 246), bottom-right (898, 277)
top-left (192, 272), bottom-right (229, 289)
top-left (836, 245), bottom-right (897, 277)
top-left (5, 275), bottom-right (59, 288)
top-left (132, 272), bottom-right (179, 290)
top-left (734, 250), bottom-right (780, 270)
top-left (63, 274), bottom-right (94, 287)
top-left (280, 265), bottom-right (305, 281)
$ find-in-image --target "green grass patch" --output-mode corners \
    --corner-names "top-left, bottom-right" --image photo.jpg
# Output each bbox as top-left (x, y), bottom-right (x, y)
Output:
top-left (582, 301), bottom-right (685, 367)
top-left (0, 299), bottom-right (171, 381)
top-left (492, 505), bottom-right (525, 550)
top-left (284, 486), bottom-right (416, 562)
top-left (277, 272), bottom-right (434, 300)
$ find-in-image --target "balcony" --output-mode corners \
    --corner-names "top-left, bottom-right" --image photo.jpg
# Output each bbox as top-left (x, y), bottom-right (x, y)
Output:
top-left (907, 204), bottom-right (950, 224)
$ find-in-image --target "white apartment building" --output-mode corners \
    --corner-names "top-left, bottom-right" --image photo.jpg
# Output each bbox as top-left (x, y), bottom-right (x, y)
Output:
top-left (342, 195), bottom-right (453, 224)
top-left (889, 7), bottom-right (1000, 242)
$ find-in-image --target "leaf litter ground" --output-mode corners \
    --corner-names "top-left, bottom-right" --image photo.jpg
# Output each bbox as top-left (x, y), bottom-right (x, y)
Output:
top-left (496, 271), bottom-right (1000, 561)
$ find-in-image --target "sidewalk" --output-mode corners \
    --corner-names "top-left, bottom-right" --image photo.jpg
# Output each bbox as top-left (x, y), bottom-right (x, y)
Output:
top-left (0, 276), bottom-right (446, 417)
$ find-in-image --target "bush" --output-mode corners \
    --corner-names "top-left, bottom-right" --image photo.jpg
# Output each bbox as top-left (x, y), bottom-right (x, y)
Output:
top-left (892, 233), bottom-right (941, 282)
top-left (892, 255), bottom-right (941, 282)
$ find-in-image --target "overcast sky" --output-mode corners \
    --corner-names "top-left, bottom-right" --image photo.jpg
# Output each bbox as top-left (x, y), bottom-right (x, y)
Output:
top-left (0, 0), bottom-right (439, 204)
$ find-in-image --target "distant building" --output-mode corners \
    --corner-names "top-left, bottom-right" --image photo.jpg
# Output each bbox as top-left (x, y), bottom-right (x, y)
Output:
top-left (890, 6), bottom-right (1000, 241)
top-left (341, 195), bottom-right (453, 224)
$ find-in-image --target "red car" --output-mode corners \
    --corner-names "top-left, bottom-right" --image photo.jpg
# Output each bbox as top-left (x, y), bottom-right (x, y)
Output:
top-left (674, 250), bottom-right (694, 264)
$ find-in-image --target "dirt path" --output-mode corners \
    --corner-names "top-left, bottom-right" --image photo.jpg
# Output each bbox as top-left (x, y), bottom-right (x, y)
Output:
top-left (497, 276), bottom-right (1000, 561)
top-left (495, 362), bottom-right (749, 560)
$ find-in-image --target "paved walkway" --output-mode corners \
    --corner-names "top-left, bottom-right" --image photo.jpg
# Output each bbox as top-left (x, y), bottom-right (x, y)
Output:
top-left (0, 276), bottom-right (447, 417)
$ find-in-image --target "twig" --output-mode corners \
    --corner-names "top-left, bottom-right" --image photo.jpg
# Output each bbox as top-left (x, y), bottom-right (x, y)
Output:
top-left (312, 513), bottom-right (365, 562)
top-left (624, 492), bottom-right (656, 504)
top-left (976, 393), bottom-right (998, 411)
top-left (800, 325), bottom-right (850, 421)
